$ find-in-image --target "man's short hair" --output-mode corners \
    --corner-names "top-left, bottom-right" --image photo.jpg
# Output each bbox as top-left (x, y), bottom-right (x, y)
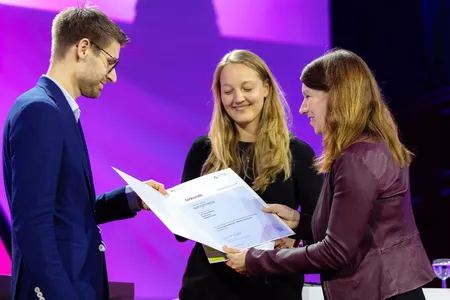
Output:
top-left (51, 6), bottom-right (130, 60)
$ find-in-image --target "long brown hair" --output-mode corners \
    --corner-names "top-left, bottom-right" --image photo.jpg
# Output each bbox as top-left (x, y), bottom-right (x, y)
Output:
top-left (202, 49), bottom-right (292, 192)
top-left (301, 49), bottom-right (412, 173)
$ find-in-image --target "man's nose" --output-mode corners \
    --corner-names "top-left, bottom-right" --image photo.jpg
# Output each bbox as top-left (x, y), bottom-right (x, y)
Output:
top-left (107, 68), bottom-right (117, 83)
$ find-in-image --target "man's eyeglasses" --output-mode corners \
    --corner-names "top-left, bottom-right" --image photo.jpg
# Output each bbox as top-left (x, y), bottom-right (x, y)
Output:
top-left (90, 41), bottom-right (119, 74)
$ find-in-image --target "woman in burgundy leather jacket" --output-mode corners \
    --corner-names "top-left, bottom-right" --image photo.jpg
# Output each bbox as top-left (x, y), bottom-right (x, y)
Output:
top-left (223, 49), bottom-right (436, 300)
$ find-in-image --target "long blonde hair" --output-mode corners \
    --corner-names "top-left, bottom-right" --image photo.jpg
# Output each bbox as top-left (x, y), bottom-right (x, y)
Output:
top-left (300, 49), bottom-right (412, 173)
top-left (202, 49), bottom-right (292, 192)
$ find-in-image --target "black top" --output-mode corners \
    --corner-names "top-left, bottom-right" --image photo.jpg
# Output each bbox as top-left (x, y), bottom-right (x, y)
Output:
top-left (177, 135), bottom-right (323, 300)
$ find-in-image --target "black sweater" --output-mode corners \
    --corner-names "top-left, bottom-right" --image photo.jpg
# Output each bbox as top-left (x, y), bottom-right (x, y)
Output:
top-left (177, 135), bottom-right (323, 300)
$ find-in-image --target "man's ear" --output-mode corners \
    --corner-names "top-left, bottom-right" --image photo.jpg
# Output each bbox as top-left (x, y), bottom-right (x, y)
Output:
top-left (76, 38), bottom-right (91, 59)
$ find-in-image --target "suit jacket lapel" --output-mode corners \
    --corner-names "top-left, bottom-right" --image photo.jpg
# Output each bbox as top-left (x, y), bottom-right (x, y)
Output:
top-left (36, 76), bottom-right (96, 204)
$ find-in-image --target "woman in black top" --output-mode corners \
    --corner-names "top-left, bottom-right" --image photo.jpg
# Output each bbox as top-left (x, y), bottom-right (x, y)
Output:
top-left (176, 49), bottom-right (323, 300)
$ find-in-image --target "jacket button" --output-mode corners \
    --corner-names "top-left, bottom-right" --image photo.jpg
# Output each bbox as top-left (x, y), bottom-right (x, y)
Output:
top-left (99, 243), bottom-right (106, 252)
top-left (34, 287), bottom-right (40, 293)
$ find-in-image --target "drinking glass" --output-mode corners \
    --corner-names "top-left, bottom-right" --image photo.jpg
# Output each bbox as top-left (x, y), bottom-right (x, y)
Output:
top-left (432, 258), bottom-right (450, 288)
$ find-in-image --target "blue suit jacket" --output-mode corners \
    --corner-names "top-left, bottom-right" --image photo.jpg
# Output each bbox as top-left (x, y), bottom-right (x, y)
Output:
top-left (2, 76), bottom-right (136, 300)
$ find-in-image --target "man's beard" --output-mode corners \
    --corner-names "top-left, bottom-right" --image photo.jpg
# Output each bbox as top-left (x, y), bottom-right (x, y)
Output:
top-left (79, 77), bottom-right (101, 99)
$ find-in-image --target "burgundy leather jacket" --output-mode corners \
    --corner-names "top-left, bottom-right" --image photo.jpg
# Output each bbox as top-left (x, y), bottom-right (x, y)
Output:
top-left (246, 141), bottom-right (435, 300)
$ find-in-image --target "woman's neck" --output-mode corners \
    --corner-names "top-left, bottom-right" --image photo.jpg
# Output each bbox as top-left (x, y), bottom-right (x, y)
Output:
top-left (235, 121), bottom-right (258, 142)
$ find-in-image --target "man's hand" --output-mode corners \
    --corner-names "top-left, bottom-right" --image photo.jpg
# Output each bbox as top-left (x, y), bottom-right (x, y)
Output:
top-left (262, 204), bottom-right (300, 229)
top-left (139, 180), bottom-right (168, 210)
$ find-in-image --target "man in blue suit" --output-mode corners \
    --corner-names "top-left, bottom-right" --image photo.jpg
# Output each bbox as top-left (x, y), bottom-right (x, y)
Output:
top-left (2, 6), bottom-right (165, 300)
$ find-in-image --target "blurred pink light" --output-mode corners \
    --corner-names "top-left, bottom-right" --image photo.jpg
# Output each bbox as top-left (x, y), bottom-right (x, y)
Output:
top-left (213, 0), bottom-right (330, 47)
top-left (0, 0), bottom-right (137, 23)
top-left (0, 241), bottom-right (10, 275)
top-left (0, 0), bottom-right (329, 46)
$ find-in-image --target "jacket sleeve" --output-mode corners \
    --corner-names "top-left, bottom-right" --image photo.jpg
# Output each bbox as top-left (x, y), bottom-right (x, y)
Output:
top-left (246, 152), bottom-right (378, 276)
top-left (95, 187), bottom-right (136, 225)
top-left (9, 101), bottom-right (79, 299)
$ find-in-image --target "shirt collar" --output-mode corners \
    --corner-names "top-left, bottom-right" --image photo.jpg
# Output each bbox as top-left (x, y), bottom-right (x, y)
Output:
top-left (42, 74), bottom-right (80, 121)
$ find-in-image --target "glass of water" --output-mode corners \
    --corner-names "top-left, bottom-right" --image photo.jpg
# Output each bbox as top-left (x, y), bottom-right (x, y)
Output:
top-left (432, 258), bottom-right (450, 288)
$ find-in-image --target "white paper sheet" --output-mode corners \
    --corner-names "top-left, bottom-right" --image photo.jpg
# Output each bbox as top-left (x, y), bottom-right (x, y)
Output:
top-left (113, 167), bottom-right (295, 253)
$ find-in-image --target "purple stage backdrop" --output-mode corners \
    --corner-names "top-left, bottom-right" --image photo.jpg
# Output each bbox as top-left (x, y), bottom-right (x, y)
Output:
top-left (0, 1), bottom-right (329, 298)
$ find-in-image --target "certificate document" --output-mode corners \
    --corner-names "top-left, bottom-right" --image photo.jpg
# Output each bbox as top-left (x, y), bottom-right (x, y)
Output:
top-left (113, 167), bottom-right (295, 255)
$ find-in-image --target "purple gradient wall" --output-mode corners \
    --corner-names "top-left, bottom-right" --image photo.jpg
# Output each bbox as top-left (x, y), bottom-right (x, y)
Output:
top-left (0, 1), bottom-right (329, 298)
